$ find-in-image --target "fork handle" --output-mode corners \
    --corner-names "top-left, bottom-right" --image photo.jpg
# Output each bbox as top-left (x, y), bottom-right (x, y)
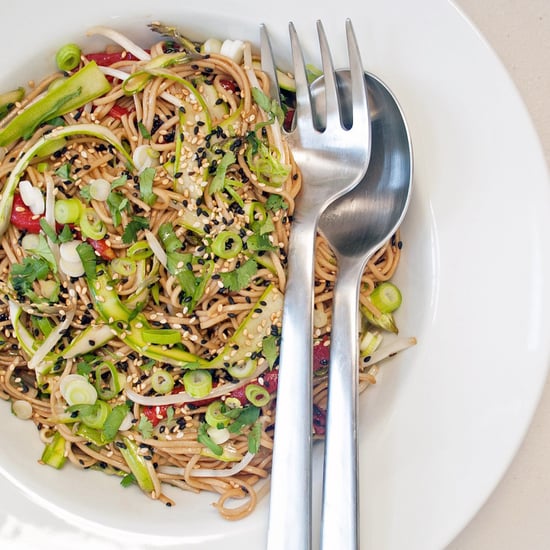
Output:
top-left (267, 214), bottom-right (317, 550)
top-left (320, 253), bottom-right (365, 550)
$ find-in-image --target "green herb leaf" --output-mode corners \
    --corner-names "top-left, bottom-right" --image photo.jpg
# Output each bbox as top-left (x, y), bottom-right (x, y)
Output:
top-left (103, 404), bottom-right (129, 441)
top-left (55, 163), bottom-right (73, 182)
top-left (39, 218), bottom-right (59, 243)
top-left (227, 405), bottom-right (260, 434)
top-left (220, 258), bottom-right (258, 291)
top-left (58, 224), bottom-right (74, 243)
top-left (26, 233), bottom-right (58, 271)
top-left (120, 473), bottom-right (136, 488)
top-left (80, 185), bottom-right (92, 201)
top-left (11, 256), bottom-right (51, 297)
top-left (247, 420), bottom-right (262, 454)
top-left (261, 335), bottom-right (279, 368)
top-left (138, 121), bottom-right (151, 139)
top-left (197, 422), bottom-right (223, 456)
top-left (265, 193), bottom-right (288, 212)
top-left (138, 414), bottom-right (154, 439)
top-left (246, 233), bottom-right (277, 253)
top-left (210, 151), bottom-right (236, 194)
top-left (122, 216), bottom-right (149, 244)
top-left (139, 167), bottom-right (157, 206)
top-left (76, 242), bottom-right (98, 280)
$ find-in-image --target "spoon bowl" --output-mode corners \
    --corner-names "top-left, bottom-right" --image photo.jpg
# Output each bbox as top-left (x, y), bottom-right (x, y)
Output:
top-left (315, 70), bottom-right (412, 550)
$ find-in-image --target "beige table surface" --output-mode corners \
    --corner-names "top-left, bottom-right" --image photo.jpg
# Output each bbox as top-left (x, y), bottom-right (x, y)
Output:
top-left (448, 1), bottom-right (550, 548)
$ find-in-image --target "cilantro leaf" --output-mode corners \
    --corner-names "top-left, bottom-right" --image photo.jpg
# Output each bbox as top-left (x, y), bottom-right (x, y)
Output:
top-left (265, 193), bottom-right (288, 212)
top-left (197, 422), bottom-right (223, 456)
top-left (139, 167), bottom-right (157, 206)
top-left (220, 258), bottom-right (258, 291)
top-left (122, 216), bottom-right (149, 244)
top-left (210, 151), bottom-right (236, 193)
top-left (55, 163), bottom-right (73, 182)
top-left (138, 414), bottom-right (154, 439)
top-left (102, 404), bottom-right (130, 441)
top-left (227, 405), bottom-right (261, 434)
top-left (76, 242), bottom-right (98, 280)
top-left (138, 121), bottom-right (151, 139)
top-left (11, 257), bottom-right (51, 297)
top-left (246, 233), bottom-right (277, 253)
top-left (120, 473), bottom-right (136, 488)
top-left (261, 335), bottom-right (279, 368)
top-left (248, 420), bottom-right (262, 454)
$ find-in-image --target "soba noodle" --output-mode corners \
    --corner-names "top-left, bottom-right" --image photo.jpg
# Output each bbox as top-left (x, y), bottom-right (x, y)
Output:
top-left (0, 25), bottom-right (407, 520)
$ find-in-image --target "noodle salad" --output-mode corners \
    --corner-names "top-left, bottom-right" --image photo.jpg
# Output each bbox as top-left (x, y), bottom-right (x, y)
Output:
top-left (0, 23), bottom-right (414, 519)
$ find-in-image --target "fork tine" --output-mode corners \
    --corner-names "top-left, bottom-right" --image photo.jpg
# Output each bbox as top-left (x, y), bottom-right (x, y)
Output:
top-left (260, 24), bottom-right (282, 107)
top-left (346, 19), bottom-right (370, 137)
top-left (316, 21), bottom-right (341, 131)
top-left (289, 22), bottom-right (314, 130)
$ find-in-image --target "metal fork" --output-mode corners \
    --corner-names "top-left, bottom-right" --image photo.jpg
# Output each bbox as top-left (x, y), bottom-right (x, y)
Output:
top-left (264, 20), bottom-right (371, 550)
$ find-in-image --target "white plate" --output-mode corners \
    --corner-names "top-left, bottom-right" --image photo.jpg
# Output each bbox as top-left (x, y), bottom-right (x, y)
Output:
top-left (0, 1), bottom-right (549, 549)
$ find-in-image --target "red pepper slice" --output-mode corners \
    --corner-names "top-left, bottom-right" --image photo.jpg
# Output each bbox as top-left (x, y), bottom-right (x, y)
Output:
top-left (84, 51), bottom-right (141, 66)
top-left (313, 335), bottom-right (330, 372)
top-left (10, 193), bottom-right (42, 233)
top-left (219, 79), bottom-right (237, 93)
top-left (87, 238), bottom-right (116, 261)
top-left (108, 104), bottom-right (131, 120)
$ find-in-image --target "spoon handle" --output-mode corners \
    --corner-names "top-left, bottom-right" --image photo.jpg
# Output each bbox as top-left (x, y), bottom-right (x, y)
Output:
top-left (267, 213), bottom-right (317, 550)
top-left (320, 253), bottom-right (365, 550)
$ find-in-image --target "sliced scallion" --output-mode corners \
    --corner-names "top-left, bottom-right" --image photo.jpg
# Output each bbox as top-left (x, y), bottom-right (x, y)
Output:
top-left (74, 400), bottom-right (111, 430)
top-left (369, 282), bottom-right (402, 314)
top-left (79, 207), bottom-right (106, 240)
top-left (11, 399), bottom-right (33, 420)
top-left (55, 43), bottom-right (82, 72)
top-left (183, 369), bottom-right (212, 398)
top-left (244, 384), bottom-right (270, 407)
top-left (212, 230), bottom-right (243, 259)
top-left (94, 361), bottom-right (124, 400)
top-left (227, 359), bottom-right (257, 380)
top-left (205, 400), bottom-right (231, 428)
top-left (54, 198), bottom-right (83, 224)
top-left (59, 373), bottom-right (97, 406)
top-left (151, 369), bottom-right (175, 394)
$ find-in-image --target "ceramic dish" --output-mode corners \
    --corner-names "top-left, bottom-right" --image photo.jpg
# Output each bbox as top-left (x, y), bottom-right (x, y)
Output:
top-left (0, 1), bottom-right (549, 549)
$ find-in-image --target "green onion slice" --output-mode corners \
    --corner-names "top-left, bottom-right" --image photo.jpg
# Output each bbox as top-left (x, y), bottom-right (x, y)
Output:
top-left (244, 383), bottom-right (271, 407)
top-left (110, 257), bottom-right (136, 278)
top-left (183, 369), bottom-right (212, 398)
top-left (212, 230), bottom-right (243, 259)
top-left (127, 240), bottom-right (153, 260)
top-left (56, 43), bottom-right (82, 72)
top-left (59, 374), bottom-right (97, 406)
top-left (79, 207), bottom-right (106, 240)
top-left (227, 359), bottom-right (257, 380)
top-left (205, 400), bottom-right (231, 428)
top-left (94, 361), bottom-right (124, 400)
top-left (77, 400), bottom-right (111, 430)
top-left (54, 198), bottom-right (83, 225)
top-left (151, 369), bottom-right (175, 394)
top-left (369, 282), bottom-right (402, 313)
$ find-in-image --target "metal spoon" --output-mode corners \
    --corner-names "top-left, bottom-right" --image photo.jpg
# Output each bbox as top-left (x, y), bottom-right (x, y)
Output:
top-left (314, 70), bottom-right (412, 550)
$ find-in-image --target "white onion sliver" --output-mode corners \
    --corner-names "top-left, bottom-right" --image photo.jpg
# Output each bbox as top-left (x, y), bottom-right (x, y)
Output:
top-left (28, 308), bottom-right (76, 371)
top-left (59, 240), bottom-right (83, 264)
top-left (144, 230), bottom-right (167, 269)
top-left (159, 452), bottom-right (255, 478)
top-left (19, 180), bottom-right (44, 215)
top-left (125, 362), bottom-right (270, 407)
top-left (87, 26), bottom-right (151, 61)
top-left (367, 336), bottom-right (417, 366)
top-left (99, 66), bottom-right (132, 82)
